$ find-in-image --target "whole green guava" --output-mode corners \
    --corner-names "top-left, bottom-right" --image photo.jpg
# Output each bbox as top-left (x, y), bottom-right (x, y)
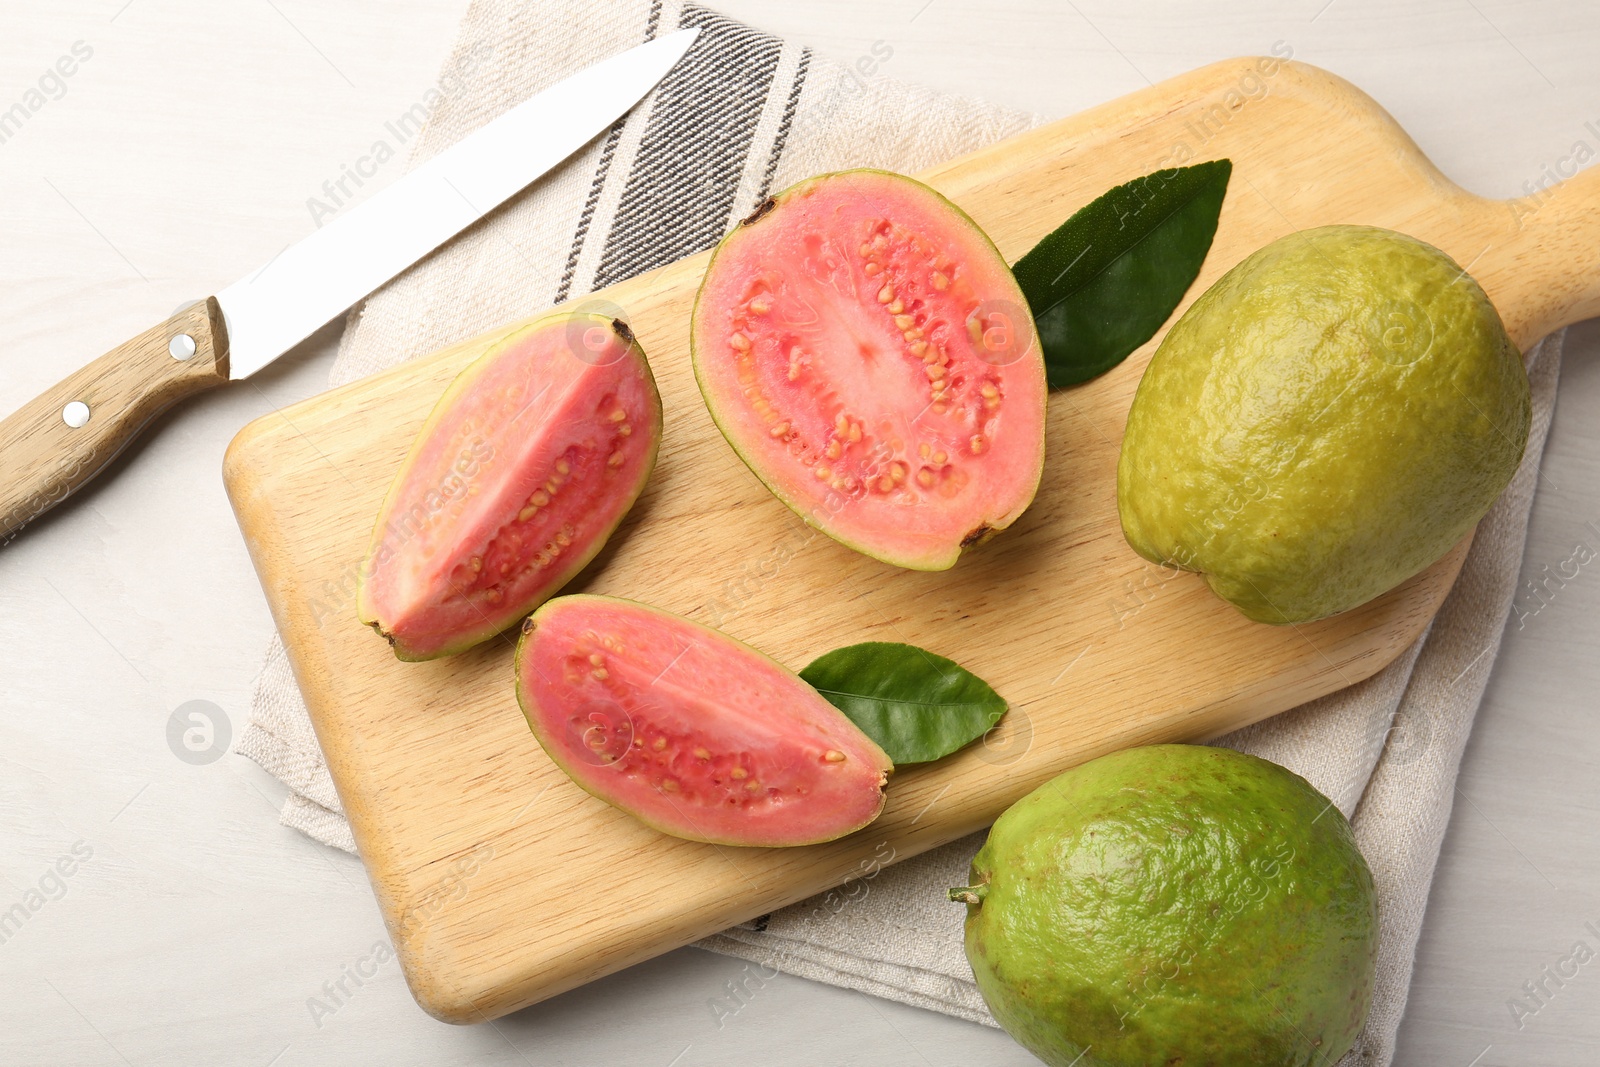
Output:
top-left (1118, 225), bottom-right (1531, 623)
top-left (953, 745), bottom-right (1376, 1067)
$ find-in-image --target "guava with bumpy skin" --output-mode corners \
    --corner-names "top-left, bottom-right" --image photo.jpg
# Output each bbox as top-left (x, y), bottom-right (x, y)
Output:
top-left (515, 595), bottom-right (892, 847)
top-left (358, 312), bottom-right (660, 660)
top-left (952, 745), bottom-right (1377, 1067)
top-left (1118, 224), bottom-right (1530, 623)
top-left (692, 169), bottom-right (1047, 571)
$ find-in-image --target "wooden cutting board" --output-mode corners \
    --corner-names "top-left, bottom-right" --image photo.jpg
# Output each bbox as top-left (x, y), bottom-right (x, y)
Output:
top-left (223, 57), bottom-right (1600, 1023)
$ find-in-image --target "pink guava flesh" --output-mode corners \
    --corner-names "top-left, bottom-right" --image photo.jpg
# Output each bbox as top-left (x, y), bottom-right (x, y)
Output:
top-left (516, 595), bottom-right (893, 847)
top-left (358, 314), bottom-right (660, 660)
top-left (692, 169), bottom-right (1047, 570)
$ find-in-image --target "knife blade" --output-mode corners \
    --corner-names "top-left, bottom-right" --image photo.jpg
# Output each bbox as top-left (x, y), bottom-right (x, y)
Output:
top-left (0, 29), bottom-right (699, 543)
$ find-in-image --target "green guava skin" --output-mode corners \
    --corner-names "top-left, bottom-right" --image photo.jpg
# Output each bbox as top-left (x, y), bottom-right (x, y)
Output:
top-left (958, 745), bottom-right (1377, 1067)
top-left (1118, 225), bottom-right (1531, 623)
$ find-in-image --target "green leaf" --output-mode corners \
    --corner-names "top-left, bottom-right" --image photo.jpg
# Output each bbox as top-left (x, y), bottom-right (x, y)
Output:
top-left (800, 642), bottom-right (1007, 765)
top-left (1013, 159), bottom-right (1232, 387)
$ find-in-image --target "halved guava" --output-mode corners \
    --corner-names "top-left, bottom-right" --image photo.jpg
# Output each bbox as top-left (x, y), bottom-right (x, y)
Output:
top-left (515, 595), bottom-right (893, 846)
top-left (691, 169), bottom-right (1047, 571)
top-left (358, 313), bottom-right (661, 660)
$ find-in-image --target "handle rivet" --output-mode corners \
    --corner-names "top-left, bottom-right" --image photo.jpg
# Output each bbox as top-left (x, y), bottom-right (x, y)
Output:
top-left (62, 401), bottom-right (90, 428)
top-left (169, 333), bottom-right (197, 361)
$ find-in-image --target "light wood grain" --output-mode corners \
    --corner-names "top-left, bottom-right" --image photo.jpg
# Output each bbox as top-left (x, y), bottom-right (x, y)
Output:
top-left (220, 57), bottom-right (1600, 1023)
top-left (0, 298), bottom-right (228, 541)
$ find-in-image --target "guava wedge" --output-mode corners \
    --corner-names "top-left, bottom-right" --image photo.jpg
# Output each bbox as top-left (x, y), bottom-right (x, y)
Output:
top-left (358, 313), bottom-right (661, 660)
top-left (515, 595), bottom-right (893, 846)
top-left (691, 169), bottom-right (1047, 571)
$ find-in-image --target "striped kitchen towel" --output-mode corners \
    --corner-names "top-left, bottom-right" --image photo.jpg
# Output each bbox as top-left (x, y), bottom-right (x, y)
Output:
top-left (237, 3), bottom-right (1564, 1064)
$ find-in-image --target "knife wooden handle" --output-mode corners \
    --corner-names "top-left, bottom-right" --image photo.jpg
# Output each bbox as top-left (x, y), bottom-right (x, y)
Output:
top-left (0, 298), bottom-right (230, 542)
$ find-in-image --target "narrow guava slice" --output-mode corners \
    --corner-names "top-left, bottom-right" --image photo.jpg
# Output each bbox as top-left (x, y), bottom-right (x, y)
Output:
top-left (691, 169), bottom-right (1047, 571)
top-left (358, 313), bottom-right (661, 660)
top-left (515, 595), bottom-right (893, 847)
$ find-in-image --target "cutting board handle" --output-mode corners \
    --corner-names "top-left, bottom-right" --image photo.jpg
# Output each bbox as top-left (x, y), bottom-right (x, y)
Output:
top-left (1483, 163), bottom-right (1600, 350)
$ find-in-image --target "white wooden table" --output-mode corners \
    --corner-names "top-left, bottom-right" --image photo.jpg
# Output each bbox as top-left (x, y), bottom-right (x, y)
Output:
top-left (1, 2), bottom-right (1595, 1063)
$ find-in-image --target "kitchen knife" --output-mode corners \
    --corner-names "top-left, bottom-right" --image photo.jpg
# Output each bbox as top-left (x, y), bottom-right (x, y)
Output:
top-left (0, 28), bottom-right (699, 542)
